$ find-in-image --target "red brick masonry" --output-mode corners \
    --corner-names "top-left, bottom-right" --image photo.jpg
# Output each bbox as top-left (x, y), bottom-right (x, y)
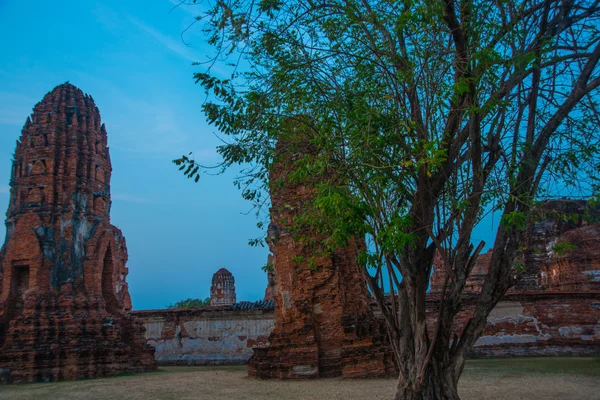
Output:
top-left (424, 292), bottom-right (600, 357)
top-left (247, 127), bottom-right (395, 379)
top-left (428, 200), bottom-right (600, 357)
top-left (0, 83), bottom-right (155, 383)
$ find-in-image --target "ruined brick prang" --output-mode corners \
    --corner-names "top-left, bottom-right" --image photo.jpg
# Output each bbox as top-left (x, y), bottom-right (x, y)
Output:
top-left (520, 200), bottom-right (600, 292)
top-left (210, 268), bottom-right (236, 306)
top-left (428, 200), bottom-right (600, 356)
top-left (0, 83), bottom-right (156, 383)
top-left (430, 200), bottom-right (600, 294)
top-left (248, 123), bottom-right (395, 379)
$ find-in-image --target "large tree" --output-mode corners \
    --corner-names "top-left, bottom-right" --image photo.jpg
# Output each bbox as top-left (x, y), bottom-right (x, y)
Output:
top-left (174, 0), bottom-right (600, 398)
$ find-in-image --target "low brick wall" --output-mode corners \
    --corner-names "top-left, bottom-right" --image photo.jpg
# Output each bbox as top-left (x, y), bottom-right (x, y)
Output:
top-left (131, 305), bottom-right (274, 365)
top-left (447, 292), bottom-right (600, 357)
top-left (132, 293), bottom-right (600, 365)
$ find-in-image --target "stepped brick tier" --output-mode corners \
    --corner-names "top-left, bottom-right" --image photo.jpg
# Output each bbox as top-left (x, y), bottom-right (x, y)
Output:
top-left (0, 83), bottom-right (156, 383)
top-left (210, 268), bottom-right (236, 306)
top-left (248, 124), bottom-right (396, 379)
top-left (429, 199), bottom-right (600, 356)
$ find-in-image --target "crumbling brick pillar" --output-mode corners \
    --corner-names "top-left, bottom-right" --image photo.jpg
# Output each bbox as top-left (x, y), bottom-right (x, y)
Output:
top-left (248, 120), bottom-right (395, 379)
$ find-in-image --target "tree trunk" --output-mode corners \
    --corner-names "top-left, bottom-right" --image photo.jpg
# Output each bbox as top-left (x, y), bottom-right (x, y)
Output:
top-left (393, 360), bottom-right (460, 400)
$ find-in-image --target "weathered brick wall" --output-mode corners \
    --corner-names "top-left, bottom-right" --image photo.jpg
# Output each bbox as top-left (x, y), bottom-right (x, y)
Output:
top-left (426, 200), bottom-right (600, 358)
top-left (425, 292), bottom-right (600, 357)
top-left (132, 305), bottom-right (275, 365)
top-left (134, 293), bottom-right (600, 364)
top-left (430, 200), bottom-right (600, 295)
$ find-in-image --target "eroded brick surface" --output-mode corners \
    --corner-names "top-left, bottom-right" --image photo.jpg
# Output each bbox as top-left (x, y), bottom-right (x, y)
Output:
top-left (430, 200), bottom-right (600, 294)
top-left (133, 305), bottom-right (274, 365)
top-left (263, 254), bottom-right (275, 302)
top-left (0, 83), bottom-right (156, 383)
top-left (428, 200), bottom-right (600, 356)
top-left (248, 128), bottom-right (395, 379)
top-left (422, 292), bottom-right (600, 357)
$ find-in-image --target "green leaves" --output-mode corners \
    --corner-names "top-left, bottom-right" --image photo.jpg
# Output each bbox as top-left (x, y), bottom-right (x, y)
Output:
top-left (378, 215), bottom-right (417, 254)
top-left (180, 0), bottom-right (600, 305)
top-left (553, 241), bottom-right (577, 257)
top-left (501, 210), bottom-right (528, 232)
top-left (172, 154), bottom-right (201, 182)
top-left (513, 262), bottom-right (526, 273)
top-left (167, 297), bottom-right (211, 309)
top-left (169, 2), bottom-right (600, 394)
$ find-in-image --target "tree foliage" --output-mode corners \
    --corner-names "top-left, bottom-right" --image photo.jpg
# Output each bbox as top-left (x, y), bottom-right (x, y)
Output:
top-left (174, 0), bottom-right (600, 398)
top-left (167, 297), bottom-right (211, 309)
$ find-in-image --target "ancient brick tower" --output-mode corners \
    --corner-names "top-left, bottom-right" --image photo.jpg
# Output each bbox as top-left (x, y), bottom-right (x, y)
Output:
top-left (0, 83), bottom-right (156, 383)
top-left (248, 121), bottom-right (395, 379)
top-left (427, 200), bottom-right (600, 357)
top-left (210, 268), bottom-right (236, 306)
top-left (429, 200), bottom-right (600, 294)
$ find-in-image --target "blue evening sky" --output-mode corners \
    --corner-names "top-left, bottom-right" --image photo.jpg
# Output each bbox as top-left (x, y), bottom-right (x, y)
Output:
top-left (0, 1), bottom-right (500, 310)
top-left (0, 0), bottom-right (271, 310)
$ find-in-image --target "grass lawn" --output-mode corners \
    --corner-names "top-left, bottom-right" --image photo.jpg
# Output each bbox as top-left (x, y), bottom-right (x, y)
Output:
top-left (0, 357), bottom-right (598, 400)
top-left (465, 356), bottom-right (600, 377)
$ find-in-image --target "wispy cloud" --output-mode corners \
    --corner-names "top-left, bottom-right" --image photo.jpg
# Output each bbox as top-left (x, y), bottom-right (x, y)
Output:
top-left (94, 3), bottom-right (199, 63)
top-left (71, 72), bottom-right (182, 150)
top-left (93, 3), bottom-right (122, 32)
top-left (128, 15), bottom-right (198, 62)
top-left (112, 193), bottom-right (155, 204)
top-left (0, 184), bottom-right (10, 195)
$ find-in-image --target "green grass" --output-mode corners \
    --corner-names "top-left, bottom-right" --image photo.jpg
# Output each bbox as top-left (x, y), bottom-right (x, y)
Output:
top-left (123, 358), bottom-right (600, 378)
top-left (464, 357), bottom-right (600, 377)
top-left (0, 359), bottom-right (598, 400)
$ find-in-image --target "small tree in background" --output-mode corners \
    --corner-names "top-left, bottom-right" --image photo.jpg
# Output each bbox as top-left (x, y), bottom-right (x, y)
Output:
top-left (174, 1), bottom-right (600, 398)
top-left (167, 297), bottom-right (211, 309)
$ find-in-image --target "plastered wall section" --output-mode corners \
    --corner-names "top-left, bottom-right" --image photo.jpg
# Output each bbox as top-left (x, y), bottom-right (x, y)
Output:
top-left (132, 308), bottom-right (275, 365)
top-left (134, 292), bottom-right (600, 364)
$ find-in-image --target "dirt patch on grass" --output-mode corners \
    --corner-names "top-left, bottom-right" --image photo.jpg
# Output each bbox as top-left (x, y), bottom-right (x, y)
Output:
top-left (1, 358), bottom-right (598, 400)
